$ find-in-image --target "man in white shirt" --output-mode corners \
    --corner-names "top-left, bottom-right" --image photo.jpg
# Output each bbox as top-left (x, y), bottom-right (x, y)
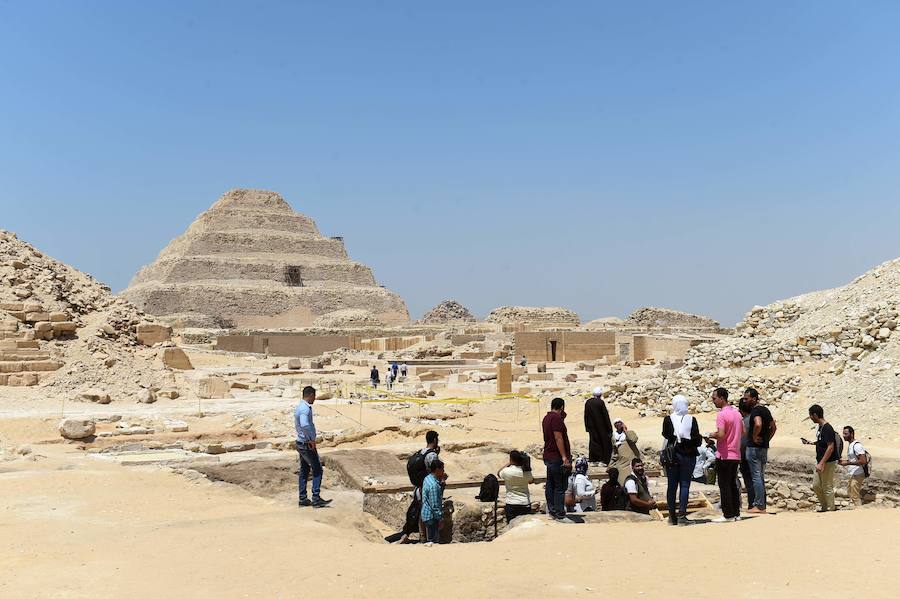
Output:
top-left (498, 450), bottom-right (534, 523)
top-left (838, 425), bottom-right (868, 506)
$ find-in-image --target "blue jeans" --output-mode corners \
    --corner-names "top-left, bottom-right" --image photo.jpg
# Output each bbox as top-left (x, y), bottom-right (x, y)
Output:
top-left (298, 445), bottom-right (323, 501)
top-left (544, 458), bottom-right (566, 518)
top-left (666, 454), bottom-right (697, 517)
top-left (423, 518), bottom-right (440, 543)
top-left (746, 447), bottom-right (768, 509)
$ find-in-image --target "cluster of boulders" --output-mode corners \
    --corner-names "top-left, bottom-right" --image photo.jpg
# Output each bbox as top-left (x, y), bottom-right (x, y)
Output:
top-left (734, 302), bottom-right (804, 338)
top-left (764, 478), bottom-right (895, 511)
top-left (486, 306), bottom-right (580, 326)
top-left (420, 300), bottom-right (476, 324)
top-left (603, 369), bottom-right (801, 416)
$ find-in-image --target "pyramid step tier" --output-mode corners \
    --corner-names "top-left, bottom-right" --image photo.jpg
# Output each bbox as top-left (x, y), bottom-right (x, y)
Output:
top-left (130, 256), bottom-right (376, 286)
top-left (162, 231), bottom-right (349, 260)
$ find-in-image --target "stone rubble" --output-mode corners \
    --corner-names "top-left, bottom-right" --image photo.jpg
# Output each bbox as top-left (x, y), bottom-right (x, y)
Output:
top-left (420, 300), bottom-right (476, 324)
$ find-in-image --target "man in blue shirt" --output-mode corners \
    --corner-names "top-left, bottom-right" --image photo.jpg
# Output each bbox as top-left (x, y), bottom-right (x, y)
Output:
top-left (420, 459), bottom-right (446, 545)
top-left (294, 386), bottom-right (331, 508)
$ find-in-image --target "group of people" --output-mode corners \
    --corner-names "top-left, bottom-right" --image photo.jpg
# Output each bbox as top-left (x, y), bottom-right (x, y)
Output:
top-left (370, 361), bottom-right (408, 390)
top-left (292, 381), bottom-right (872, 544)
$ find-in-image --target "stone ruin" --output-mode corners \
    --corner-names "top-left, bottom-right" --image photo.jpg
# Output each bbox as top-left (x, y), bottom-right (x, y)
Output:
top-left (622, 307), bottom-right (721, 332)
top-left (486, 306), bottom-right (580, 327)
top-left (420, 299), bottom-right (476, 324)
top-left (122, 189), bottom-right (409, 328)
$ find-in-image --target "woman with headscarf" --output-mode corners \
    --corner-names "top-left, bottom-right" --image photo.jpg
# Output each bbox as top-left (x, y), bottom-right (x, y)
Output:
top-left (661, 395), bottom-right (702, 525)
top-left (565, 456), bottom-right (597, 512)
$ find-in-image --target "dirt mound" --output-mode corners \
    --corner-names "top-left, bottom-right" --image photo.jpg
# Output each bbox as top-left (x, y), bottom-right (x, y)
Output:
top-left (486, 306), bottom-right (579, 326)
top-left (0, 230), bottom-right (168, 397)
top-left (312, 309), bottom-right (383, 328)
top-left (624, 307), bottom-right (721, 331)
top-left (420, 300), bottom-right (476, 324)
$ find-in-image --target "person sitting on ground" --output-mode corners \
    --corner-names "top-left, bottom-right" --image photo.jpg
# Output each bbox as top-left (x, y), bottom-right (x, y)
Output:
top-left (803, 404), bottom-right (838, 512)
top-left (692, 437), bottom-right (716, 484)
top-left (838, 426), bottom-right (868, 507)
top-left (599, 467), bottom-right (622, 511)
top-left (566, 456), bottom-right (597, 512)
top-left (420, 459), bottom-right (446, 546)
top-left (624, 458), bottom-right (657, 515)
top-left (497, 450), bottom-right (534, 523)
top-left (612, 419), bottom-right (627, 449)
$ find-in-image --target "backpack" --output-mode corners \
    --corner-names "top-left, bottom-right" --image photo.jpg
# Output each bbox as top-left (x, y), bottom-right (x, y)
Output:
top-left (611, 481), bottom-right (630, 511)
top-left (407, 449), bottom-right (435, 488)
top-left (659, 439), bottom-right (678, 469)
top-left (475, 473), bottom-right (500, 502)
top-left (832, 428), bottom-right (844, 462)
top-left (850, 441), bottom-right (873, 478)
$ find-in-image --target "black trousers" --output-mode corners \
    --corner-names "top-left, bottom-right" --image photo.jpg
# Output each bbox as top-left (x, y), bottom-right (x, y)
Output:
top-left (402, 492), bottom-right (421, 535)
top-left (716, 459), bottom-right (741, 519)
top-left (505, 504), bottom-right (531, 523)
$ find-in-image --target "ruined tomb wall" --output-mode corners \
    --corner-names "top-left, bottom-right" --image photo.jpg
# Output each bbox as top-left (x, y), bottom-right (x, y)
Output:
top-left (632, 335), bottom-right (703, 362)
top-left (215, 334), bottom-right (355, 356)
top-left (514, 331), bottom-right (617, 362)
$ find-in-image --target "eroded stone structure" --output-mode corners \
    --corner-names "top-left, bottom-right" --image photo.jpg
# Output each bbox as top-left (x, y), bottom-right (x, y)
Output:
top-left (123, 189), bottom-right (409, 328)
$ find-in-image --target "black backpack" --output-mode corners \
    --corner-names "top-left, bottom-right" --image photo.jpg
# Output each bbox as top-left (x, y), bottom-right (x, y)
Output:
top-left (407, 449), bottom-right (435, 488)
top-left (611, 481), bottom-right (630, 511)
top-left (475, 474), bottom-right (500, 502)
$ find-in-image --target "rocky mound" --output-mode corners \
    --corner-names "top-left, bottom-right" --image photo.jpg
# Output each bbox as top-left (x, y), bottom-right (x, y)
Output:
top-left (420, 300), bottom-right (476, 324)
top-left (624, 307), bottom-right (721, 331)
top-left (582, 316), bottom-right (625, 329)
top-left (604, 258), bottom-right (900, 439)
top-left (122, 189), bottom-right (409, 328)
top-left (0, 230), bottom-right (168, 396)
top-left (486, 306), bottom-right (580, 326)
top-left (312, 309), bottom-right (383, 328)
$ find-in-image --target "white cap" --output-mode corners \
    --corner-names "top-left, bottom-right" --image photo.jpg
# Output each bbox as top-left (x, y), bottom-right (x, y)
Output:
top-left (592, 386), bottom-right (604, 396)
top-left (613, 418), bottom-right (623, 425)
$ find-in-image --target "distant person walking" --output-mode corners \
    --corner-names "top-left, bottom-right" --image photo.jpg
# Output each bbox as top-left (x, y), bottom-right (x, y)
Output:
top-left (738, 399), bottom-right (756, 510)
top-left (542, 397), bottom-right (572, 520)
top-left (370, 365), bottom-right (380, 389)
top-left (839, 426), bottom-right (868, 506)
top-left (391, 361), bottom-right (399, 381)
top-left (744, 387), bottom-right (777, 514)
top-left (520, 355), bottom-right (527, 368)
top-left (386, 369), bottom-right (394, 390)
top-left (294, 386), bottom-right (331, 508)
top-left (803, 404), bottom-right (838, 512)
top-left (584, 386), bottom-right (614, 465)
top-left (662, 395), bottom-right (701, 525)
top-left (400, 362), bottom-right (408, 380)
top-left (708, 387), bottom-right (743, 522)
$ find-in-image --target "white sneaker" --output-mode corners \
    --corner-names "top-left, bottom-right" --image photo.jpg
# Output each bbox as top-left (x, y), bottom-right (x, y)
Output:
top-left (423, 542), bottom-right (434, 547)
top-left (711, 516), bottom-right (732, 523)
top-left (732, 516), bottom-right (742, 522)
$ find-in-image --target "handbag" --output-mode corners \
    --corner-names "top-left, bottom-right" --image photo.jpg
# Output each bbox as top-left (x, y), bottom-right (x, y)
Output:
top-left (660, 440), bottom-right (679, 469)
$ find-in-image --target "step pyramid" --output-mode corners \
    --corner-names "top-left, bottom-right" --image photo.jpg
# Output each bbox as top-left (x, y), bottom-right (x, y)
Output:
top-left (122, 189), bottom-right (409, 328)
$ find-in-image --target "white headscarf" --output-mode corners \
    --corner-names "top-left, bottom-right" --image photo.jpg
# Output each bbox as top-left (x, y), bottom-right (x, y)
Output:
top-left (670, 395), bottom-right (693, 441)
top-left (592, 386), bottom-right (604, 397)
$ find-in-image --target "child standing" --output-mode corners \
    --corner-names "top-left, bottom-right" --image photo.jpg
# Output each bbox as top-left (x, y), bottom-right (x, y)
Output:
top-left (420, 460), bottom-right (446, 545)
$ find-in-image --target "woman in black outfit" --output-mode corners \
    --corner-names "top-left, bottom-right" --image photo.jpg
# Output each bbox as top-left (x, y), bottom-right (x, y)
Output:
top-left (661, 395), bottom-right (702, 525)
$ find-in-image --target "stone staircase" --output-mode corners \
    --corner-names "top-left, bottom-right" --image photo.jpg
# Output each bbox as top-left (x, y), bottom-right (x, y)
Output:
top-left (0, 301), bottom-right (69, 386)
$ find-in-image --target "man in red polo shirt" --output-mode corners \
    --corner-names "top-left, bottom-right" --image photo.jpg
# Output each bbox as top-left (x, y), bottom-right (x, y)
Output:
top-left (542, 397), bottom-right (571, 520)
top-left (708, 387), bottom-right (744, 522)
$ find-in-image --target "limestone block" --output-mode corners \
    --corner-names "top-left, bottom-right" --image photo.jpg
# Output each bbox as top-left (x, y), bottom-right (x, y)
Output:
top-left (51, 321), bottom-right (78, 334)
top-left (59, 418), bottom-right (96, 440)
top-left (160, 348), bottom-right (193, 370)
top-left (497, 361), bottom-right (512, 394)
top-left (136, 324), bottom-right (173, 346)
top-left (136, 388), bottom-right (157, 404)
top-left (77, 389), bottom-right (111, 404)
top-left (0, 362), bottom-right (25, 373)
top-left (34, 322), bottom-right (53, 333)
top-left (25, 312), bottom-right (50, 323)
top-left (287, 358), bottom-right (303, 370)
top-left (197, 376), bottom-right (230, 399)
top-left (26, 360), bottom-right (64, 372)
top-left (0, 302), bottom-right (24, 311)
top-left (49, 312), bottom-right (68, 322)
top-left (157, 388), bottom-right (180, 399)
top-left (22, 302), bottom-right (43, 313)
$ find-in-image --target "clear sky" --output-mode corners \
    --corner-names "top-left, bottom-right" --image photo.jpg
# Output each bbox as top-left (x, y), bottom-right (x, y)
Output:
top-left (2, 2), bottom-right (899, 326)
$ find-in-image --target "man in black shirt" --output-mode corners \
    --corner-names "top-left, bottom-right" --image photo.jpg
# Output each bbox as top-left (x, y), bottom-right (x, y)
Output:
top-left (743, 387), bottom-right (777, 513)
top-left (804, 404), bottom-right (838, 512)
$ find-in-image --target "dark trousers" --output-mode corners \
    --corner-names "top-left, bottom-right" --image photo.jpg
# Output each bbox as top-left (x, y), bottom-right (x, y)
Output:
top-left (716, 459), bottom-right (741, 519)
top-left (423, 519), bottom-right (440, 543)
top-left (505, 504), bottom-right (531, 523)
top-left (297, 446), bottom-right (323, 501)
top-left (402, 491), bottom-right (421, 535)
top-left (544, 458), bottom-right (566, 518)
top-left (666, 455), bottom-right (696, 518)
top-left (740, 457), bottom-right (755, 509)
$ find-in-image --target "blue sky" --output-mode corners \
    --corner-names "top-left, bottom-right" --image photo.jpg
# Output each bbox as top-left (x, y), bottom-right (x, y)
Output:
top-left (2, 2), bottom-right (899, 326)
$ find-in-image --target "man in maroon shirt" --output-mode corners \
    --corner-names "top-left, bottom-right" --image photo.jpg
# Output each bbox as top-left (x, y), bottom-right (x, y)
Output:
top-left (542, 397), bottom-right (572, 519)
